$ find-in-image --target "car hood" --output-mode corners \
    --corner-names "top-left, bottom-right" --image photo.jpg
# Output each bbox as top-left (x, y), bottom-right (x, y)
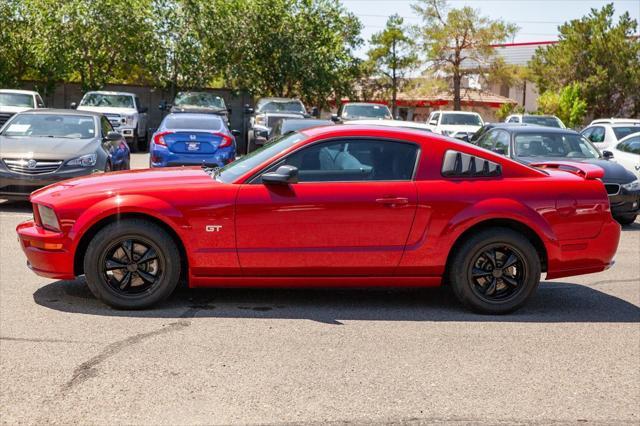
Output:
top-left (31, 167), bottom-right (221, 201)
top-left (77, 106), bottom-right (136, 115)
top-left (438, 124), bottom-right (482, 133)
top-left (519, 157), bottom-right (637, 184)
top-left (0, 136), bottom-right (97, 160)
top-left (0, 106), bottom-right (33, 114)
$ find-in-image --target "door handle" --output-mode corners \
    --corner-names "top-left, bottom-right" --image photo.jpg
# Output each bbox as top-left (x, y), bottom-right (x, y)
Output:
top-left (376, 197), bottom-right (409, 207)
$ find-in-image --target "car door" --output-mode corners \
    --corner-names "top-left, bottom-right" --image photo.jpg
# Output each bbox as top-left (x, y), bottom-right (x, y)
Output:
top-left (614, 136), bottom-right (640, 178)
top-left (234, 138), bottom-right (420, 276)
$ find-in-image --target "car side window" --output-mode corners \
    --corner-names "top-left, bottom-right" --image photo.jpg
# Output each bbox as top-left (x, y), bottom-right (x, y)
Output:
top-left (588, 126), bottom-right (605, 143)
top-left (494, 130), bottom-right (510, 154)
top-left (265, 139), bottom-right (418, 182)
top-left (35, 94), bottom-right (45, 108)
top-left (477, 130), bottom-right (497, 151)
top-left (617, 136), bottom-right (640, 155)
top-left (431, 112), bottom-right (440, 124)
top-left (101, 116), bottom-right (114, 137)
top-left (508, 116), bottom-right (519, 123)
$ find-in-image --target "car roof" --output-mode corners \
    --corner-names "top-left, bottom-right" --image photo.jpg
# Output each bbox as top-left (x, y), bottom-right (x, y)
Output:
top-left (16, 108), bottom-right (102, 117)
top-left (609, 123), bottom-right (640, 128)
top-left (343, 102), bottom-right (389, 107)
top-left (257, 97), bottom-right (302, 102)
top-left (590, 118), bottom-right (640, 124)
top-left (0, 89), bottom-right (38, 95)
top-left (498, 126), bottom-right (579, 135)
top-left (165, 112), bottom-right (223, 120)
top-left (343, 119), bottom-right (430, 129)
top-left (84, 91), bottom-right (136, 97)
top-left (439, 110), bottom-right (481, 115)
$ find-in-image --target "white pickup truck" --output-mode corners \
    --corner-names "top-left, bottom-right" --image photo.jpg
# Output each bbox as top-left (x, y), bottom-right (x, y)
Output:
top-left (426, 110), bottom-right (484, 141)
top-left (0, 89), bottom-right (45, 129)
top-left (75, 91), bottom-right (148, 152)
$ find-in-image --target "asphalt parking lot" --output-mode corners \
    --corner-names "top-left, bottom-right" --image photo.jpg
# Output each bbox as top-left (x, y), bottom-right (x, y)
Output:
top-left (0, 153), bottom-right (638, 425)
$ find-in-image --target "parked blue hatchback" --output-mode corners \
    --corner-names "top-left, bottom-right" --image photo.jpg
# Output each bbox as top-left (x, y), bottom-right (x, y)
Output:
top-left (150, 113), bottom-right (237, 168)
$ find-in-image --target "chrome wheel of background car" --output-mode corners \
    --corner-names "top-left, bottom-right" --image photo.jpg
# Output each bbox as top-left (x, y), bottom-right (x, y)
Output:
top-left (467, 243), bottom-right (528, 303)
top-left (100, 237), bottom-right (163, 296)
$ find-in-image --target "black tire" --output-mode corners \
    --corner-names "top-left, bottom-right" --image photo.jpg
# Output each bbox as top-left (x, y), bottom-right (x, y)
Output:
top-left (83, 219), bottom-right (181, 309)
top-left (614, 215), bottom-right (637, 226)
top-left (448, 227), bottom-right (541, 314)
top-left (129, 130), bottom-right (140, 153)
top-left (247, 130), bottom-right (257, 153)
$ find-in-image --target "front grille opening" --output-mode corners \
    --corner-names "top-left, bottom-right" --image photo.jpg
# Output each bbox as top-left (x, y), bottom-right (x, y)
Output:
top-left (604, 183), bottom-right (621, 195)
top-left (2, 159), bottom-right (62, 175)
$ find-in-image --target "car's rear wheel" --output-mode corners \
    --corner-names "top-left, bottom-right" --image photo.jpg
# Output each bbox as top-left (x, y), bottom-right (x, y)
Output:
top-left (614, 214), bottom-right (637, 226)
top-left (448, 228), bottom-right (541, 314)
top-left (84, 219), bottom-right (181, 309)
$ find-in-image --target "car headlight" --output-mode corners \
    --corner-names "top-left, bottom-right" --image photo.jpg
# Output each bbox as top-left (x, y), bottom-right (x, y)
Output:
top-left (124, 114), bottom-right (135, 126)
top-left (67, 153), bottom-right (97, 167)
top-left (622, 179), bottom-right (640, 191)
top-left (36, 204), bottom-right (60, 231)
top-left (255, 115), bottom-right (266, 125)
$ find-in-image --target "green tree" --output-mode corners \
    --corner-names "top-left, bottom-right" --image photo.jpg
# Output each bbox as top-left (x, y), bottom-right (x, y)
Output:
top-left (366, 14), bottom-right (418, 117)
top-left (56, 0), bottom-right (157, 91)
top-left (412, 0), bottom-right (517, 110)
top-left (537, 83), bottom-right (587, 128)
top-left (201, 0), bottom-right (362, 108)
top-left (529, 4), bottom-right (640, 118)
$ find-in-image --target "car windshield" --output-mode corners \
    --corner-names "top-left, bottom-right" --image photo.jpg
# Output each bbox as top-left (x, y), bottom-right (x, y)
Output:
top-left (258, 100), bottom-right (306, 113)
top-left (1, 114), bottom-right (96, 139)
top-left (163, 115), bottom-right (223, 131)
top-left (612, 126), bottom-right (640, 140)
top-left (514, 132), bottom-right (599, 159)
top-left (0, 93), bottom-right (34, 108)
top-left (81, 93), bottom-right (134, 108)
top-left (217, 132), bottom-right (306, 183)
top-left (521, 116), bottom-right (562, 128)
top-left (440, 113), bottom-right (482, 126)
top-left (173, 92), bottom-right (226, 109)
top-left (342, 104), bottom-right (391, 120)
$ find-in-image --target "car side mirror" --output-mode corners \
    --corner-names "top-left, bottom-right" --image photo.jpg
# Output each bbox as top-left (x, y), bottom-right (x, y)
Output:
top-left (105, 131), bottom-right (121, 141)
top-left (262, 165), bottom-right (299, 185)
top-left (602, 150), bottom-right (614, 159)
top-left (429, 120), bottom-right (437, 126)
top-left (231, 129), bottom-right (241, 137)
top-left (70, 102), bottom-right (77, 109)
top-left (331, 114), bottom-right (340, 123)
top-left (158, 101), bottom-right (166, 111)
top-left (456, 134), bottom-right (469, 142)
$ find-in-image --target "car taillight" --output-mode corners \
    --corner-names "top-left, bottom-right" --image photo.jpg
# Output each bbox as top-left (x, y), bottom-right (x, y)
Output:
top-left (153, 131), bottom-right (173, 146)
top-left (215, 133), bottom-right (233, 148)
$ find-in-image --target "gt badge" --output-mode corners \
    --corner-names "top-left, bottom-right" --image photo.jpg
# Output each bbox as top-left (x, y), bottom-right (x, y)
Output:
top-left (206, 225), bottom-right (222, 232)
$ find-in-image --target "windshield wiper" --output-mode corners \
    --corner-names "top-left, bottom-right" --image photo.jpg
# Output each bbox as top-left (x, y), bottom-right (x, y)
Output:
top-left (202, 165), bottom-right (221, 179)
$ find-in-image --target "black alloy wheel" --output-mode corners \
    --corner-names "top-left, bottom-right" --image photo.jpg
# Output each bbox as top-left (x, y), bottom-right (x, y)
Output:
top-left (84, 219), bottom-right (181, 309)
top-left (448, 227), bottom-right (541, 314)
top-left (468, 243), bottom-right (527, 303)
top-left (101, 237), bottom-right (162, 296)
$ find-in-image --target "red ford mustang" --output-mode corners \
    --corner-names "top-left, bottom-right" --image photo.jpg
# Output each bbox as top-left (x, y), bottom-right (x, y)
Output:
top-left (17, 125), bottom-right (620, 313)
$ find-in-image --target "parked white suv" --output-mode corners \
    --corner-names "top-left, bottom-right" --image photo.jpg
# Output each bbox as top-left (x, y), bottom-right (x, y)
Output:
top-left (609, 132), bottom-right (640, 179)
top-left (426, 111), bottom-right (484, 140)
top-left (75, 91), bottom-right (148, 152)
top-left (505, 114), bottom-right (565, 128)
top-left (0, 89), bottom-right (45, 129)
top-left (581, 122), bottom-right (640, 150)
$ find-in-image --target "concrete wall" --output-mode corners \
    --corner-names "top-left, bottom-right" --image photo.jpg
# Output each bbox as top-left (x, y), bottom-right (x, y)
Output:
top-left (19, 82), bottom-right (253, 153)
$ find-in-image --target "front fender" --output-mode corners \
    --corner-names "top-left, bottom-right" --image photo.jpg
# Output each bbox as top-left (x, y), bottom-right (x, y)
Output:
top-left (68, 194), bottom-right (190, 252)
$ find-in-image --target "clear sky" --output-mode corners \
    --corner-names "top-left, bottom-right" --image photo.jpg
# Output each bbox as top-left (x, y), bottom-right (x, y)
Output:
top-left (342, 0), bottom-right (640, 57)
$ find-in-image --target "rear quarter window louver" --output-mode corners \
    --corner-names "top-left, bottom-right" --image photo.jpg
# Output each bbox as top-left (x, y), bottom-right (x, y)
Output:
top-left (441, 150), bottom-right (501, 178)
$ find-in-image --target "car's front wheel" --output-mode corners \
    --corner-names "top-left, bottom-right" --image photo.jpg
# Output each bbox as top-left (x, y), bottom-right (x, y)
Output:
top-left (84, 219), bottom-right (181, 309)
top-left (448, 227), bottom-right (541, 314)
top-left (614, 214), bottom-right (637, 226)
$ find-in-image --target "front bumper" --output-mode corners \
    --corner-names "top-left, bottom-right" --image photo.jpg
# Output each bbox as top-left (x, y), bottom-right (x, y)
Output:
top-left (609, 189), bottom-right (640, 217)
top-left (0, 167), bottom-right (96, 199)
top-left (16, 220), bottom-right (75, 280)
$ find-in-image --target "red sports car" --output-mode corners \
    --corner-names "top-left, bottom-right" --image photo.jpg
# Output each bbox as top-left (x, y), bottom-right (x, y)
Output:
top-left (17, 125), bottom-right (621, 314)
